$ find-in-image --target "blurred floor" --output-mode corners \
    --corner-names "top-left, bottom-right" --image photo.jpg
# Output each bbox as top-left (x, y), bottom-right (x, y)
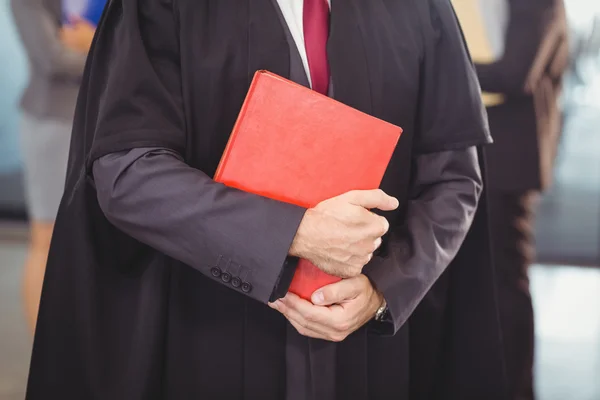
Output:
top-left (0, 234), bottom-right (599, 399)
top-left (0, 171), bottom-right (25, 218)
top-left (0, 235), bottom-right (29, 400)
top-left (533, 265), bottom-right (600, 400)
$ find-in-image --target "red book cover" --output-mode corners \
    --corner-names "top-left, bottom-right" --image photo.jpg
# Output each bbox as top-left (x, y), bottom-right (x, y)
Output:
top-left (215, 71), bottom-right (402, 300)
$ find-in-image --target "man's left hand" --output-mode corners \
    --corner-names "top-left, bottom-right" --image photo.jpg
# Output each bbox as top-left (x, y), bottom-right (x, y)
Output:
top-left (269, 275), bottom-right (384, 342)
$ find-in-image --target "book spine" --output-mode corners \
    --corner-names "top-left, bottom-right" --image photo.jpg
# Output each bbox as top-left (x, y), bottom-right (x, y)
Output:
top-left (214, 71), bottom-right (264, 181)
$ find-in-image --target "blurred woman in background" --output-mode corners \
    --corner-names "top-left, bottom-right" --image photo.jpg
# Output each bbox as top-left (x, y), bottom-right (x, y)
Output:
top-left (10, 0), bottom-right (95, 332)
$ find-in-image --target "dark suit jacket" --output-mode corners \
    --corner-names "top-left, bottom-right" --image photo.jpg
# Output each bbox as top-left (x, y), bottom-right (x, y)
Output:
top-left (477, 0), bottom-right (569, 192)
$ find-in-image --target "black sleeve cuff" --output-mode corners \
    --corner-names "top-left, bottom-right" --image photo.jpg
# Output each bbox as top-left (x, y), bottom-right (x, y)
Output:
top-left (269, 257), bottom-right (299, 302)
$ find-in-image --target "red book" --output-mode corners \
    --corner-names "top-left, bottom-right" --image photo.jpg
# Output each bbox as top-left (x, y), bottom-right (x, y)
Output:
top-left (215, 71), bottom-right (402, 300)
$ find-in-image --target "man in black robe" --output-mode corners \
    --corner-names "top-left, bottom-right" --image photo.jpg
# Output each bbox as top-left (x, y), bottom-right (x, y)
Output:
top-left (26, 0), bottom-right (507, 399)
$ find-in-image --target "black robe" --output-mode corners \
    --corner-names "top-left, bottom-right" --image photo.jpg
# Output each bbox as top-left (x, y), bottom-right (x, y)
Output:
top-left (26, 0), bottom-right (507, 399)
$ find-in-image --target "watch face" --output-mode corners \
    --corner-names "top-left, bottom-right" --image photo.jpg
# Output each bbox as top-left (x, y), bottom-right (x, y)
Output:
top-left (382, 308), bottom-right (390, 321)
top-left (375, 305), bottom-right (387, 321)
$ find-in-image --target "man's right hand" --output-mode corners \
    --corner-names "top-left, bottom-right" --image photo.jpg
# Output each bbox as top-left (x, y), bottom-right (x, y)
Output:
top-left (289, 189), bottom-right (399, 278)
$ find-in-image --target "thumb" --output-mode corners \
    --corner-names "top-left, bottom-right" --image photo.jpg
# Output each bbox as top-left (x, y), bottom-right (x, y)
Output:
top-left (343, 189), bottom-right (399, 211)
top-left (311, 278), bottom-right (362, 306)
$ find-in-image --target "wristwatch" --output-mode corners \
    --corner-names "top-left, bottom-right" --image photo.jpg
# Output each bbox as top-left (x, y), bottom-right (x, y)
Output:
top-left (374, 299), bottom-right (388, 322)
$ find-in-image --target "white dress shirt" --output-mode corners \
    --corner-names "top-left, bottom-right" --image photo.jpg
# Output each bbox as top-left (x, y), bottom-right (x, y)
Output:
top-left (276, 0), bottom-right (331, 87)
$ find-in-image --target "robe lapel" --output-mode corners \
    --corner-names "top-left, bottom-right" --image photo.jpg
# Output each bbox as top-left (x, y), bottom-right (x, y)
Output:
top-left (247, 0), bottom-right (291, 84)
top-left (270, 0), bottom-right (312, 88)
top-left (328, 0), bottom-right (373, 116)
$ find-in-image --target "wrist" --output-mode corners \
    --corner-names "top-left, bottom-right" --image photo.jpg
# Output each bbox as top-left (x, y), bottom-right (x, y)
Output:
top-left (370, 284), bottom-right (386, 319)
top-left (288, 208), bottom-right (314, 259)
top-left (374, 296), bottom-right (387, 321)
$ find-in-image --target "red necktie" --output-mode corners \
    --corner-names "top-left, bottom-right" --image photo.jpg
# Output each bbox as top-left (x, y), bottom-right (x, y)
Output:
top-left (303, 0), bottom-right (330, 95)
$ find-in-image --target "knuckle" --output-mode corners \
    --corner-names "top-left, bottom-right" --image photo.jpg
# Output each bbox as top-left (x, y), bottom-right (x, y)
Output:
top-left (349, 207), bottom-right (367, 219)
top-left (349, 263), bottom-right (362, 276)
top-left (340, 253), bottom-right (354, 265)
top-left (298, 318), bottom-right (311, 329)
top-left (299, 328), bottom-right (311, 338)
top-left (373, 237), bottom-right (383, 251)
top-left (379, 217), bottom-right (390, 235)
top-left (343, 190), bottom-right (359, 202)
top-left (335, 321), bottom-right (351, 333)
top-left (346, 206), bottom-right (363, 221)
top-left (349, 269), bottom-right (360, 278)
top-left (343, 269), bottom-right (356, 279)
top-left (322, 288), bottom-right (335, 302)
top-left (355, 257), bottom-right (368, 269)
top-left (304, 312), bottom-right (317, 323)
top-left (331, 334), bottom-right (346, 343)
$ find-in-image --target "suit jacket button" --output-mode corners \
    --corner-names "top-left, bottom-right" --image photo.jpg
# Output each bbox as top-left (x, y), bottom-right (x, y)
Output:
top-left (231, 277), bottom-right (242, 288)
top-left (221, 272), bottom-right (232, 283)
top-left (210, 267), bottom-right (222, 278)
top-left (241, 282), bottom-right (253, 293)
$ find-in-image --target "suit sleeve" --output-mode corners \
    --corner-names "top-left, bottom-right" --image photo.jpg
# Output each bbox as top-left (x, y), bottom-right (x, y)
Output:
top-left (363, 0), bottom-right (490, 334)
top-left (88, 0), bottom-right (305, 304)
top-left (364, 148), bottom-right (482, 334)
top-left (475, 0), bottom-right (558, 95)
top-left (10, 0), bottom-right (87, 81)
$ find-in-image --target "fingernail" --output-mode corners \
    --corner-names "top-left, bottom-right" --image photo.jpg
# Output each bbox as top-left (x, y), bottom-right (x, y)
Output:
top-left (312, 291), bottom-right (324, 305)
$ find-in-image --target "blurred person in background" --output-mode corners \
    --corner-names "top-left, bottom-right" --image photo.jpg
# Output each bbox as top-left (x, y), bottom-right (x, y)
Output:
top-left (10, 0), bottom-right (95, 332)
top-left (453, 0), bottom-right (569, 398)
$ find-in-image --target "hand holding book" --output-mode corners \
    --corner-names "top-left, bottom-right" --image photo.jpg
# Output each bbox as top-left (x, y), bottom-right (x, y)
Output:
top-left (214, 71), bottom-right (402, 300)
top-left (289, 189), bottom-right (399, 279)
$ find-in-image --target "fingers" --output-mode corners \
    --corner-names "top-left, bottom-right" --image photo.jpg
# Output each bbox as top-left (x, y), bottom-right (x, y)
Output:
top-left (287, 318), bottom-right (328, 340)
top-left (280, 293), bottom-right (332, 325)
top-left (271, 297), bottom-right (329, 336)
top-left (301, 190), bottom-right (394, 279)
top-left (342, 189), bottom-right (399, 212)
top-left (269, 300), bottom-right (327, 339)
top-left (269, 293), bottom-right (358, 343)
top-left (311, 277), bottom-right (363, 306)
top-left (270, 294), bottom-right (348, 340)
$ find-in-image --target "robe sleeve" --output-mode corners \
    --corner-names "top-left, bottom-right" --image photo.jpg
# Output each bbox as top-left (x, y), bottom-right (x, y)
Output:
top-left (412, 0), bottom-right (493, 154)
top-left (87, 0), bottom-right (305, 304)
top-left (363, 0), bottom-right (491, 334)
top-left (364, 148), bottom-right (482, 334)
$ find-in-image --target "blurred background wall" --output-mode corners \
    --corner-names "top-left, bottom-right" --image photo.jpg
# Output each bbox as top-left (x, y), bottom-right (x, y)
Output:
top-left (534, 0), bottom-right (600, 267)
top-left (0, 0), bottom-right (28, 217)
